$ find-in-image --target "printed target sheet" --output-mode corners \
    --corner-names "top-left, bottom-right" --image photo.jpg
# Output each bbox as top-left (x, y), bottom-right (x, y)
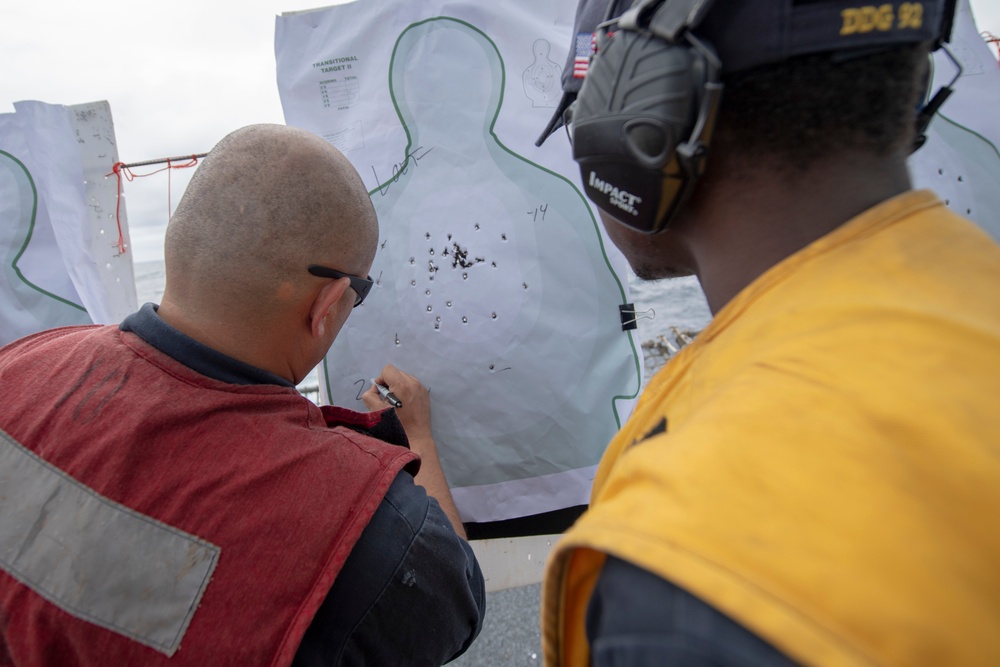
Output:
top-left (909, 0), bottom-right (1000, 241)
top-left (1, 101), bottom-right (135, 346)
top-left (275, 0), bottom-right (642, 523)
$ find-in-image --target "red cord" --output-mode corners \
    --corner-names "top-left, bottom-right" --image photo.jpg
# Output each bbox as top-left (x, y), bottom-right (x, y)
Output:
top-left (983, 32), bottom-right (1000, 65)
top-left (105, 155), bottom-right (200, 255)
top-left (108, 162), bottom-right (128, 254)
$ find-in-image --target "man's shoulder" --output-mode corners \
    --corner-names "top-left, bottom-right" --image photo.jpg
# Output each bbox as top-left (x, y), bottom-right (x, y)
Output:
top-left (0, 324), bottom-right (109, 360)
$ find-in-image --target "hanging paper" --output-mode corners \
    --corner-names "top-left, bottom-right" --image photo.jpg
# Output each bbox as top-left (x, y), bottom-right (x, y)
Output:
top-left (276, 0), bottom-right (642, 523)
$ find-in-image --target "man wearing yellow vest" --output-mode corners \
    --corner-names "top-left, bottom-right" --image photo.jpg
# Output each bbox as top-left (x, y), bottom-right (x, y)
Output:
top-left (537, 0), bottom-right (1000, 664)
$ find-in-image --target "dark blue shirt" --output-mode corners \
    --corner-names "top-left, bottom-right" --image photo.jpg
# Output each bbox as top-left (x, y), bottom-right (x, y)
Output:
top-left (121, 304), bottom-right (485, 666)
top-left (587, 557), bottom-right (798, 666)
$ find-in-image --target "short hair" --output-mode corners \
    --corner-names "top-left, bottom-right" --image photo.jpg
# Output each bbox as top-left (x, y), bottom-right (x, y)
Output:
top-left (712, 43), bottom-right (931, 172)
top-left (163, 125), bottom-right (377, 314)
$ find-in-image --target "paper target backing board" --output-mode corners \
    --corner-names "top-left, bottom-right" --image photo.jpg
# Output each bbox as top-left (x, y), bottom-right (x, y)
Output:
top-left (276, 1), bottom-right (642, 523)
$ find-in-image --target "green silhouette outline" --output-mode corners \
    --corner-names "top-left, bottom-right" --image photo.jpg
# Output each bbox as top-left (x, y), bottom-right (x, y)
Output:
top-left (1, 149), bottom-right (87, 313)
top-left (938, 113), bottom-right (1000, 160)
top-left (323, 17), bottom-right (642, 426)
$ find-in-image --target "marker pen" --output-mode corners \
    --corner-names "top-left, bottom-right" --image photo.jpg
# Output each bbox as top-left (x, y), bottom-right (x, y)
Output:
top-left (371, 378), bottom-right (403, 408)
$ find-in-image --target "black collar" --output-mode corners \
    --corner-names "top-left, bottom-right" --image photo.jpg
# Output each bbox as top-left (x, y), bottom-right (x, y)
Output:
top-left (120, 303), bottom-right (295, 388)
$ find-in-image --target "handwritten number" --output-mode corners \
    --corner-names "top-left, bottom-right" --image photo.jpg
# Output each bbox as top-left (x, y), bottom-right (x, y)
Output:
top-left (527, 203), bottom-right (548, 221)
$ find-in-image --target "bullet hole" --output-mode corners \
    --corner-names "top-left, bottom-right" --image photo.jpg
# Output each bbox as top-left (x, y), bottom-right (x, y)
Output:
top-left (426, 305), bottom-right (432, 312)
top-left (462, 316), bottom-right (468, 324)
top-left (446, 301), bottom-right (452, 308)
top-left (491, 312), bottom-right (497, 319)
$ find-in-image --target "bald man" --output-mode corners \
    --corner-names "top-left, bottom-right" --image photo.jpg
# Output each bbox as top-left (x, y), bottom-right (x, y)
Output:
top-left (0, 124), bottom-right (484, 666)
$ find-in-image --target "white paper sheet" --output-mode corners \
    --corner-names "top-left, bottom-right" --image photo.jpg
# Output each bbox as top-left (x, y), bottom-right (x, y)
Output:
top-left (910, 0), bottom-right (1000, 240)
top-left (0, 101), bottom-right (136, 347)
top-left (1, 103), bottom-right (91, 344)
top-left (276, 0), bottom-right (642, 522)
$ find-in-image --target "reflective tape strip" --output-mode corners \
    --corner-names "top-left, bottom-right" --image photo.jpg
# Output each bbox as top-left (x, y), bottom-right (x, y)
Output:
top-left (0, 429), bottom-right (220, 656)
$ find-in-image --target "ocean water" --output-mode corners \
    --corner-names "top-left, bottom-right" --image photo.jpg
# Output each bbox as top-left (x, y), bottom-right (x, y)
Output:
top-left (628, 272), bottom-right (712, 336)
top-left (134, 260), bottom-right (168, 306)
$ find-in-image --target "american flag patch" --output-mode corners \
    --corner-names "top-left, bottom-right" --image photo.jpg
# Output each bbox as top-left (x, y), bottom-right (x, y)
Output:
top-left (573, 32), bottom-right (596, 79)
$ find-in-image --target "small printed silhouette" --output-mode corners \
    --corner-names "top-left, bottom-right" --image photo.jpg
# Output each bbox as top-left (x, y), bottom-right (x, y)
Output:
top-left (522, 39), bottom-right (562, 108)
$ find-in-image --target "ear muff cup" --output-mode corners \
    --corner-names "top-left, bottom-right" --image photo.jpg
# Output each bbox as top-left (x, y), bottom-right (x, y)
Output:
top-left (571, 19), bottom-right (719, 233)
top-left (570, 0), bottom-right (952, 231)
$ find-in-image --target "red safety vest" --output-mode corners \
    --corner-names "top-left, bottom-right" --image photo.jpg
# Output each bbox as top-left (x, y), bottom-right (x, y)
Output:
top-left (0, 325), bottom-right (418, 667)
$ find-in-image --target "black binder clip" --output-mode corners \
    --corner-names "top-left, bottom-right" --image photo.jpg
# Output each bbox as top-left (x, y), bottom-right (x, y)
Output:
top-left (619, 303), bottom-right (654, 331)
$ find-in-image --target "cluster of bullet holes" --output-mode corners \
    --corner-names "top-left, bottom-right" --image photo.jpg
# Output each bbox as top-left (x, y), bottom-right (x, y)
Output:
top-left (386, 228), bottom-right (520, 375)
top-left (407, 229), bottom-right (528, 317)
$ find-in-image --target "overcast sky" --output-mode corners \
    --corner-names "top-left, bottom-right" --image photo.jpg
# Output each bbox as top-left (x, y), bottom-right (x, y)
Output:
top-left (3, 0), bottom-right (999, 264)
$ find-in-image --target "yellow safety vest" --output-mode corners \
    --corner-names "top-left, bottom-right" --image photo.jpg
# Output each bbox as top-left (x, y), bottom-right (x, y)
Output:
top-left (544, 190), bottom-right (1000, 666)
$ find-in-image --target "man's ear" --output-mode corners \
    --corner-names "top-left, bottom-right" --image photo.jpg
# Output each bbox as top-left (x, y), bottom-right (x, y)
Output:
top-left (308, 277), bottom-right (351, 339)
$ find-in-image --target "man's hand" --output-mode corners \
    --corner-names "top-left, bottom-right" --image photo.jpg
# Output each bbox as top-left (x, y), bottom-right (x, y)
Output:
top-left (363, 364), bottom-right (466, 538)
top-left (362, 364), bottom-right (432, 442)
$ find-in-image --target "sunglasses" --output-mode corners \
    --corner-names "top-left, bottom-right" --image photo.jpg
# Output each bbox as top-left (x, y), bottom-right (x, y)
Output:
top-left (307, 264), bottom-right (374, 307)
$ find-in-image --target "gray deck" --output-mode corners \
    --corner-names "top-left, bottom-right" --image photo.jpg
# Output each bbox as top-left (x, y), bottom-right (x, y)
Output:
top-left (452, 584), bottom-right (542, 666)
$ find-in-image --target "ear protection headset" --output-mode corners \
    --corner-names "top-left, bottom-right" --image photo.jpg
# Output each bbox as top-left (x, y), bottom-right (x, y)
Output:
top-left (568, 0), bottom-right (722, 235)
top-left (568, 0), bottom-right (960, 235)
